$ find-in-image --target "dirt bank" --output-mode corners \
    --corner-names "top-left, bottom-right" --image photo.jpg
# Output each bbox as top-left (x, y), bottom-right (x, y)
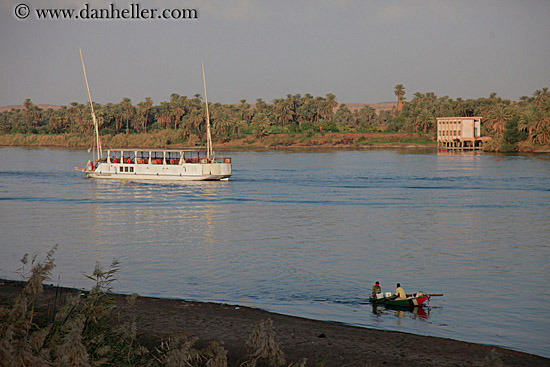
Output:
top-left (1, 280), bottom-right (547, 366)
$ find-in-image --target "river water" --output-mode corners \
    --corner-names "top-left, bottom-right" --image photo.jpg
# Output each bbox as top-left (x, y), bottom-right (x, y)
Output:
top-left (0, 147), bottom-right (549, 357)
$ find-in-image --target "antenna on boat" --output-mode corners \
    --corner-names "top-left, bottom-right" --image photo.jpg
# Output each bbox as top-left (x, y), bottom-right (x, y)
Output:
top-left (201, 59), bottom-right (213, 160)
top-left (79, 47), bottom-right (102, 161)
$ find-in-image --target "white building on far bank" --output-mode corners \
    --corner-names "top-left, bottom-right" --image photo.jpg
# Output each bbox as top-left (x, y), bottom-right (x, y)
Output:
top-left (436, 117), bottom-right (484, 150)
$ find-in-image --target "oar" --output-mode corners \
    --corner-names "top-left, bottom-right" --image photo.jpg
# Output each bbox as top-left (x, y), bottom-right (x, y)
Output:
top-left (428, 294), bottom-right (444, 297)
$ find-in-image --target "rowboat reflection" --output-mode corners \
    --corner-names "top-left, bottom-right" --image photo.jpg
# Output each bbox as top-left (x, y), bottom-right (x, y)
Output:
top-left (371, 303), bottom-right (429, 320)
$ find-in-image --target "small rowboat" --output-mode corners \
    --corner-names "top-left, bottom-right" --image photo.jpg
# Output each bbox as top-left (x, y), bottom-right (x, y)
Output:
top-left (369, 292), bottom-right (443, 307)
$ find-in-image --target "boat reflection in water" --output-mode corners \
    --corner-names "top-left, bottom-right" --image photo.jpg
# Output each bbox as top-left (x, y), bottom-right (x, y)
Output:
top-left (371, 304), bottom-right (429, 320)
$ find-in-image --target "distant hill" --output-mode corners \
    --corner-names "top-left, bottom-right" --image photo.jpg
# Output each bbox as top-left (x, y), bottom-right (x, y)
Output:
top-left (236, 101), bottom-right (396, 114)
top-left (344, 102), bottom-right (396, 113)
top-left (0, 104), bottom-right (65, 112)
top-left (0, 102), bottom-right (396, 114)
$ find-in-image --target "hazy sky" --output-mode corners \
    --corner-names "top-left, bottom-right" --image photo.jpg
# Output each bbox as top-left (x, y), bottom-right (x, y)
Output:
top-left (1, 0), bottom-right (549, 107)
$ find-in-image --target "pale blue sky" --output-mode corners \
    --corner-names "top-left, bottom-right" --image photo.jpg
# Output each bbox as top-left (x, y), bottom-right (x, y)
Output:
top-left (1, 0), bottom-right (549, 107)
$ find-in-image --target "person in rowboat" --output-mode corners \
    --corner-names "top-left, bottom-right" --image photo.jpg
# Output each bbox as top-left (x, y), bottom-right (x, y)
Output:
top-left (371, 281), bottom-right (381, 298)
top-left (395, 283), bottom-right (406, 300)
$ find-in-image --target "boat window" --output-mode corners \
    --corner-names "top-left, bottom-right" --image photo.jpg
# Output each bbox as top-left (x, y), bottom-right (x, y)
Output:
top-left (184, 151), bottom-right (200, 163)
top-left (151, 151), bottom-right (164, 164)
top-left (120, 166), bottom-right (123, 172)
top-left (130, 167), bottom-right (134, 173)
top-left (110, 152), bottom-right (121, 163)
top-left (123, 151), bottom-right (135, 164)
top-left (136, 151), bottom-right (149, 164)
top-left (166, 151), bottom-right (181, 165)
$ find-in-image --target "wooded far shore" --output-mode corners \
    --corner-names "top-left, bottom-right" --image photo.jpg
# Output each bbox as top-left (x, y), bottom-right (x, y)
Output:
top-left (2, 86), bottom-right (550, 153)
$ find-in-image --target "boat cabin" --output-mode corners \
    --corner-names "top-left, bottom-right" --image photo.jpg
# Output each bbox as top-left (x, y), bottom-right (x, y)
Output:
top-left (102, 148), bottom-right (231, 165)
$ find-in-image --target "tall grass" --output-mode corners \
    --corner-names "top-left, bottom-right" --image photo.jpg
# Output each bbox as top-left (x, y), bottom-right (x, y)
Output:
top-left (243, 318), bottom-right (286, 367)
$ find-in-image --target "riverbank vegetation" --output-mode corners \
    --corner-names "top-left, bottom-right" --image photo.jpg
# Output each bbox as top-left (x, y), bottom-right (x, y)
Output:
top-left (0, 248), bottom-right (304, 367)
top-left (1, 86), bottom-right (549, 152)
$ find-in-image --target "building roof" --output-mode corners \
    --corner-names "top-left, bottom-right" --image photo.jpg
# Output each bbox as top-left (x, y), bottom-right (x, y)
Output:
top-left (436, 117), bottom-right (482, 120)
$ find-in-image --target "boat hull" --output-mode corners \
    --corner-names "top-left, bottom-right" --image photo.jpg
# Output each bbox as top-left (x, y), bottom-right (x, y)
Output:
top-left (85, 161), bottom-right (232, 181)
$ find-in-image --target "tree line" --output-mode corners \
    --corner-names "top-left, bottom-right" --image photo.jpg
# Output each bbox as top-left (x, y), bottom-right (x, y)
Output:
top-left (1, 86), bottom-right (549, 151)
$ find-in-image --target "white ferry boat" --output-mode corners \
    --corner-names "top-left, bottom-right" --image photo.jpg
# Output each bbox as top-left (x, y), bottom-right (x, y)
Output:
top-left (75, 49), bottom-right (231, 181)
top-left (82, 148), bottom-right (231, 181)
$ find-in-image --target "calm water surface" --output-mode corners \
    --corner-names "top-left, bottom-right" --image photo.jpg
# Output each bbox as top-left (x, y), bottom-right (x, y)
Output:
top-left (1, 147), bottom-right (549, 357)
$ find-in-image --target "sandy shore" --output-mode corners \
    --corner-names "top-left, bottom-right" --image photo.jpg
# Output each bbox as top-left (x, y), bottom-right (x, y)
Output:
top-left (1, 280), bottom-right (548, 367)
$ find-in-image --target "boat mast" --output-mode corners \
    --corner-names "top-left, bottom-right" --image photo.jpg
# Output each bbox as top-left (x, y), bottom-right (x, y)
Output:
top-left (201, 60), bottom-right (213, 160)
top-left (79, 47), bottom-right (102, 161)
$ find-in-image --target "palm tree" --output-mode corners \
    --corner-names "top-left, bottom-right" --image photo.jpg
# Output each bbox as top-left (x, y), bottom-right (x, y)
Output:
top-left (238, 99), bottom-right (251, 124)
top-left (324, 93), bottom-right (338, 121)
top-left (68, 102), bottom-right (84, 133)
top-left (519, 104), bottom-right (539, 141)
top-left (273, 98), bottom-right (294, 126)
top-left (186, 109), bottom-right (203, 137)
top-left (487, 103), bottom-right (513, 138)
top-left (23, 99), bottom-right (42, 129)
top-left (170, 93), bottom-right (187, 130)
top-left (295, 93), bottom-right (314, 125)
top-left (57, 106), bottom-right (69, 133)
top-left (416, 109), bottom-right (434, 133)
top-left (533, 88), bottom-right (549, 107)
top-left (137, 98), bottom-right (152, 133)
top-left (157, 102), bottom-right (172, 129)
top-left (101, 103), bottom-right (116, 132)
top-left (23, 98), bottom-right (34, 128)
top-left (358, 105), bottom-right (376, 124)
top-left (335, 103), bottom-right (354, 127)
top-left (311, 97), bottom-right (324, 122)
top-left (296, 105), bottom-right (310, 127)
top-left (143, 97), bottom-right (153, 132)
top-left (120, 97), bottom-right (134, 133)
top-left (394, 84), bottom-right (406, 113)
top-left (255, 98), bottom-right (268, 113)
top-left (531, 97), bottom-right (550, 145)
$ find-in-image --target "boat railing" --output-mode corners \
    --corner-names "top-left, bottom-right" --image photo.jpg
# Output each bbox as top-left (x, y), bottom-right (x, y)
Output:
top-left (103, 154), bottom-right (231, 165)
top-left (186, 157), bottom-right (231, 164)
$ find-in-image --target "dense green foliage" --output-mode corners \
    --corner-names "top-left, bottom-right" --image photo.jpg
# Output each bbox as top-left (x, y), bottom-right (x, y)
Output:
top-left (0, 93), bottom-right (379, 139)
top-left (398, 88), bottom-right (550, 151)
top-left (1, 87), bottom-right (549, 151)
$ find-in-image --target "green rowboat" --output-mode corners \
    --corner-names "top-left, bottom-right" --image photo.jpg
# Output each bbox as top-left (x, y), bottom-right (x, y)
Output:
top-left (369, 291), bottom-right (442, 307)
